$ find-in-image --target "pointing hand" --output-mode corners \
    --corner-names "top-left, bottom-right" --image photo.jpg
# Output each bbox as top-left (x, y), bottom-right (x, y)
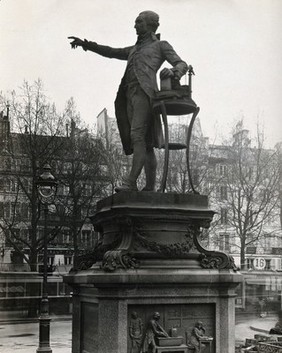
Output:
top-left (68, 36), bottom-right (84, 49)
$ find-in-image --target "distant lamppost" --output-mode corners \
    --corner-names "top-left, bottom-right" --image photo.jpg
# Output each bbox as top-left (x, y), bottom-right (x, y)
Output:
top-left (36, 163), bottom-right (58, 353)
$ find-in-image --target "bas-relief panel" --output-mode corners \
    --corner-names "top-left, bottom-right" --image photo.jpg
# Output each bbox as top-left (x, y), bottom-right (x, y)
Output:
top-left (128, 303), bottom-right (215, 353)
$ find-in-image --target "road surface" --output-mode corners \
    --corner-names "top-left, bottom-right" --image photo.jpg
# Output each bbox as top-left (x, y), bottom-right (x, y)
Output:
top-left (0, 320), bottom-right (71, 353)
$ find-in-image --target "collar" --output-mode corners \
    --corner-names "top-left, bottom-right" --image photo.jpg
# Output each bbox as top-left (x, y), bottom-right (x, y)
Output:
top-left (136, 32), bottom-right (160, 44)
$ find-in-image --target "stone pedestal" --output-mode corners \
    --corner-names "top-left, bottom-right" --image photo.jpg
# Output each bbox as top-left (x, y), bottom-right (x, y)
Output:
top-left (64, 192), bottom-right (242, 353)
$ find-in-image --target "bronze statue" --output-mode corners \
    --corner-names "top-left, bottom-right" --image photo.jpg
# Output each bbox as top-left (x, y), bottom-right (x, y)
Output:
top-left (129, 312), bottom-right (144, 353)
top-left (143, 312), bottom-right (169, 353)
top-left (69, 10), bottom-right (188, 192)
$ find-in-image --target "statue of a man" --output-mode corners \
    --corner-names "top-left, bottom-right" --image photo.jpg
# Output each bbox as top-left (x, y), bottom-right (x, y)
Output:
top-left (143, 312), bottom-right (169, 353)
top-left (189, 321), bottom-right (211, 353)
top-left (69, 11), bottom-right (188, 192)
top-left (129, 311), bottom-right (143, 353)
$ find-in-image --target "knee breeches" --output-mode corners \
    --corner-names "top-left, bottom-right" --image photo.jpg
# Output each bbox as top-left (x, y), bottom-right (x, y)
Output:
top-left (126, 84), bottom-right (153, 148)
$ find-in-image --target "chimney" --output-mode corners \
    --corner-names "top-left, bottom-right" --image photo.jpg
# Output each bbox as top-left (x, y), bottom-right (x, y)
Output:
top-left (0, 109), bottom-right (10, 148)
top-left (70, 119), bottom-right (76, 139)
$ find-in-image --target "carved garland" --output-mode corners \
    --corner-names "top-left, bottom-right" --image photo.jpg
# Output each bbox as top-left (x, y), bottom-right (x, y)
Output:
top-left (135, 228), bottom-right (195, 257)
top-left (75, 216), bottom-right (237, 272)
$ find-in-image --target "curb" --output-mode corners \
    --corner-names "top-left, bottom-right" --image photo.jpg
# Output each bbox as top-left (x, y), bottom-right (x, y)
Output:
top-left (0, 316), bottom-right (72, 326)
top-left (249, 326), bottom-right (269, 334)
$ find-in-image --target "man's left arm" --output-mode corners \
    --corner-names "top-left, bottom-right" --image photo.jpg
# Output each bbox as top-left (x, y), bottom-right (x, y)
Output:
top-left (160, 41), bottom-right (188, 80)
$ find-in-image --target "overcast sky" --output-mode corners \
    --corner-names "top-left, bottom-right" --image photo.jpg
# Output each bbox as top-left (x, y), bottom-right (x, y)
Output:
top-left (1, 0), bottom-right (282, 146)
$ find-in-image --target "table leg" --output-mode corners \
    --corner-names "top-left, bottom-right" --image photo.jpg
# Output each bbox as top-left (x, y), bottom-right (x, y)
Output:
top-left (186, 107), bottom-right (200, 194)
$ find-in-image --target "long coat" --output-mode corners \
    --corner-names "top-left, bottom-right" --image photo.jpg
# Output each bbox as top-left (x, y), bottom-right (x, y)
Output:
top-left (84, 33), bottom-right (188, 155)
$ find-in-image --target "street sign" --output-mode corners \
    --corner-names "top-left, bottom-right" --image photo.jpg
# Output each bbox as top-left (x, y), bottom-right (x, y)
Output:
top-left (253, 257), bottom-right (266, 270)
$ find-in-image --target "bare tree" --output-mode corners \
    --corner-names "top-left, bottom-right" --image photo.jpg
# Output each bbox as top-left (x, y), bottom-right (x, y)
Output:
top-left (209, 121), bottom-right (281, 269)
top-left (0, 80), bottom-right (68, 272)
top-left (0, 80), bottom-right (71, 316)
top-left (96, 113), bottom-right (130, 194)
top-left (55, 99), bottom-right (105, 270)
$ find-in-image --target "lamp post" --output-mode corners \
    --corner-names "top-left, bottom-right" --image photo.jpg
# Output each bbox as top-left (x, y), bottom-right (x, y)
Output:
top-left (36, 163), bottom-right (58, 353)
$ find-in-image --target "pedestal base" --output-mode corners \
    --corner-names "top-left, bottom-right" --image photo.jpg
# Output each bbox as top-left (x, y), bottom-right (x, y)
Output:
top-left (65, 267), bottom-right (241, 353)
top-left (64, 192), bottom-right (241, 353)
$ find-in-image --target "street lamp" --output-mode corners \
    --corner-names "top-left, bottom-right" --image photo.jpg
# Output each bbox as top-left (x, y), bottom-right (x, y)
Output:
top-left (36, 163), bottom-right (58, 353)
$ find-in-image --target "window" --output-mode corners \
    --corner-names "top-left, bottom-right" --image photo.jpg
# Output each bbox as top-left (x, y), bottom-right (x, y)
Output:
top-left (21, 178), bottom-right (32, 193)
top-left (5, 158), bottom-right (11, 171)
top-left (11, 203), bottom-right (21, 221)
top-left (84, 184), bottom-right (92, 196)
top-left (0, 178), bottom-right (4, 191)
top-left (64, 256), bottom-right (72, 265)
top-left (264, 236), bottom-right (272, 250)
top-left (219, 164), bottom-right (227, 176)
top-left (190, 144), bottom-right (199, 160)
top-left (4, 178), bottom-right (10, 192)
top-left (81, 230), bottom-right (91, 247)
top-left (63, 231), bottom-right (70, 244)
top-left (4, 202), bottom-right (10, 219)
top-left (14, 159), bottom-right (21, 172)
top-left (265, 259), bottom-right (271, 270)
top-left (21, 158), bottom-right (31, 172)
top-left (246, 258), bottom-right (253, 269)
top-left (37, 229), bottom-right (44, 243)
top-left (21, 229), bottom-right (30, 241)
top-left (47, 256), bottom-right (54, 266)
top-left (220, 186), bottom-right (227, 200)
top-left (10, 179), bottom-right (17, 193)
top-left (21, 203), bottom-right (30, 220)
top-left (219, 233), bottom-right (230, 252)
top-left (220, 208), bottom-right (228, 224)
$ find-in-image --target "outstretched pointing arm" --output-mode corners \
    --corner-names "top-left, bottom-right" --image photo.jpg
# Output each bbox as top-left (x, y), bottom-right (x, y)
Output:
top-left (68, 36), bottom-right (131, 61)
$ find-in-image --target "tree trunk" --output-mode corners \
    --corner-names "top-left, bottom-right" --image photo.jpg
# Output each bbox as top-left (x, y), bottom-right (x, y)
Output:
top-left (72, 207), bottom-right (79, 270)
top-left (280, 192), bottom-right (282, 229)
top-left (240, 239), bottom-right (246, 270)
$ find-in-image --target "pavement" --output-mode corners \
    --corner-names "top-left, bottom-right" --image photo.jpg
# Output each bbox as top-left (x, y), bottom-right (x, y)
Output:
top-left (235, 313), bottom-right (278, 346)
top-left (0, 320), bottom-right (72, 353)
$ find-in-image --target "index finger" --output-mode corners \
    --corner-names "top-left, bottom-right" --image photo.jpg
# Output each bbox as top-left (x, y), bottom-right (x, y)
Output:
top-left (68, 36), bottom-right (76, 40)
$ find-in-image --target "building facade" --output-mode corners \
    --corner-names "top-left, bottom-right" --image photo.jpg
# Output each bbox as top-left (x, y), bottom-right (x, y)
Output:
top-left (0, 109), bottom-right (101, 279)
